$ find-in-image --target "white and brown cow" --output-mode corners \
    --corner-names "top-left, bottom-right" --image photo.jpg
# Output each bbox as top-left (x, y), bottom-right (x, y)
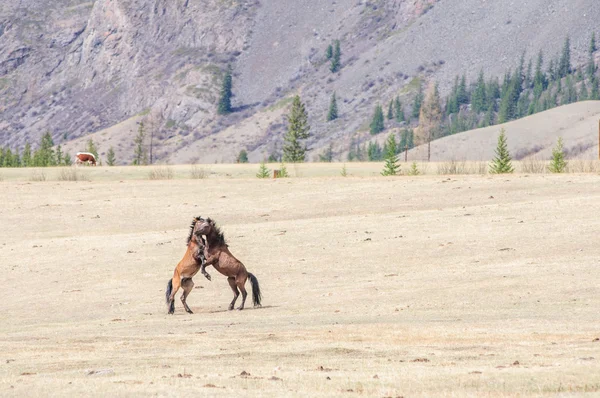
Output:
top-left (75, 152), bottom-right (97, 166)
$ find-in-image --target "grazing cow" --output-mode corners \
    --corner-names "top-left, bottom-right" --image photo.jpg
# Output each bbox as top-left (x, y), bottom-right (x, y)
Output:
top-left (75, 152), bottom-right (97, 166)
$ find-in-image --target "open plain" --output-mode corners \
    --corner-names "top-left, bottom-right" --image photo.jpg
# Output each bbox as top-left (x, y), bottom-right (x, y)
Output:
top-left (1, 167), bottom-right (600, 397)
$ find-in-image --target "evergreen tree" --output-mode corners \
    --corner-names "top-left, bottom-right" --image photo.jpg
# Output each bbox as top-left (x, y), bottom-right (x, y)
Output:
top-left (86, 138), bottom-right (99, 162)
top-left (525, 59), bottom-right (533, 88)
top-left (408, 162), bottom-right (420, 176)
top-left (562, 75), bottom-right (577, 104)
top-left (369, 104), bottom-right (385, 135)
top-left (33, 132), bottom-right (55, 167)
top-left (471, 70), bottom-right (487, 113)
top-left (133, 122), bottom-right (147, 165)
top-left (547, 59), bottom-right (556, 82)
top-left (282, 95), bottom-right (310, 162)
top-left (486, 77), bottom-right (501, 111)
top-left (326, 92), bottom-right (338, 121)
top-left (325, 44), bottom-right (333, 59)
top-left (63, 153), bottom-right (72, 166)
top-left (279, 162), bottom-right (289, 177)
top-left (489, 128), bottom-right (514, 174)
top-left (367, 141), bottom-right (383, 161)
top-left (55, 145), bottom-right (63, 165)
top-left (534, 50), bottom-right (547, 97)
top-left (558, 36), bottom-right (571, 78)
top-left (587, 51), bottom-right (597, 78)
top-left (217, 68), bottom-right (233, 115)
top-left (22, 142), bottom-right (32, 167)
top-left (457, 74), bottom-right (469, 105)
top-left (237, 149), bottom-right (249, 163)
top-left (387, 100), bottom-right (394, 120)
top-left (394, 96), bottom-right (405, 122)
top-left (548, 137), bottom-right (567, 173)
top-left (591, 32), bottom-right (597, 54)
top-left (412, 84), bottom-right (424, 120)
top-left (446, 76), bottom-right (460, 114)
top-left (330, 40), bottom-right (341, 73)
top-left (106, 147), bottom-right (116, 166)
top-left (256, 160), bottom-right (270, 178)
top-left (591, 76), bottom-right (600, 100)
top-left (381, 133), bottom-right (400, 176)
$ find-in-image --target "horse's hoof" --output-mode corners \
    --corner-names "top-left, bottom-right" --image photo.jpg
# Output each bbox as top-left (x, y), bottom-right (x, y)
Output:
top-left (228, 306), bottom-right (234, 311)
top-left (237, 307), bottom-right (244, 311)
top-left (186, 310), bottom-right (193, 314)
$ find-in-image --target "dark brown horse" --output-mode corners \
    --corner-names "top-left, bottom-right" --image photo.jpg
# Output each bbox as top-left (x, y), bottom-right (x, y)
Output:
top-left (196, 218), bottom-right (262, 310)
top-left (165, 216), bottom-right (211, 314)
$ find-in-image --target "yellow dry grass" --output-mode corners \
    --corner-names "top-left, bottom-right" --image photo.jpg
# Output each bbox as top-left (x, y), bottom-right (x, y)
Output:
top-left (1, 173), bottom-right (599, 397)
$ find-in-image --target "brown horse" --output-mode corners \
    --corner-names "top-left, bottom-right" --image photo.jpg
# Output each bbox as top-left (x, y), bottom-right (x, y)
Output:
top-left (196, 217), bottom-right (262, 310)
top-left (165, 216), bottom-right (212, 314)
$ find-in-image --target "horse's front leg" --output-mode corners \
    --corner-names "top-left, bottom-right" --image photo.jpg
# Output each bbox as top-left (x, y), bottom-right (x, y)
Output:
top-left (200, 262), bottom-right (211, 281)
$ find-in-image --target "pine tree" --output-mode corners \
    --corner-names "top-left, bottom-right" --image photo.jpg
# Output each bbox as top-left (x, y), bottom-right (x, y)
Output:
top-left (340, 163), bottom-right (348, 177)
top-left (217, 68), bottom-right (233, 115)
top-left (486, 77), bottom-right (501, 111)
top-left (282, 95), bottom-right (310, 162)
top-left (457, 74), bottom-right (469, 105)
top-left (107, 147), bottom-right (116, 166)
top-left (279, 162), bottom-right (289, 177)
top-left (22, 142), bottom-right (32, 167)
top-left (325, 44), bottom-right (333, 59)
top-left (587, 51), bottom-right (597, 78)
top-left (558, 36), bottom-right (571, 78)
top-left (412, 84), bottom-right (424, 119)
top-left (408, 162), bottom-right (420, 176)
top-left (326, 92), bottom-right (338, 121)
top-left (133, 122), bottom-right (147, 165)
top-left (63, 153), bottom-right (72, 166)
top-left (446, 76), bottom-right (460, 114)
top-left (33, 132), bottom-right (55, 167)
top-left (489, 128), bottom-right (514, 174)
top-left (367, 141), bottom-right (383, 161)
top-left (86, 138), bottom-right (99, 162)
top-left (394, 96), bottom-right (405, 122)
top-left (548, 137), bottom-right (567, 173)
top-left (563, 75), bottom-right (577, 104)
top-left (330, 40), bottom-right (341, 73)
top-left (525, 59), bottom-right (533, 88)
top-left (256, 160), bottom-right (270, 178)
top-left (471, 70), bottom-right (487, 113)
top-left (591, 76), bottom-right (600, 100)
top-left (534, 50), bottom-right (547, 97)
top-left (237, 149), bottom-right (249, 163)
top-left (591, 32), bottom-right (597, 54)
top-left (387, 100), bottom-right (394, 120)
top-left (55, 145), bottom-right (63, 165)
top-left (381, 133), bottom-right (400, 176)
top-left (369, 104), bottom-right (385, 135)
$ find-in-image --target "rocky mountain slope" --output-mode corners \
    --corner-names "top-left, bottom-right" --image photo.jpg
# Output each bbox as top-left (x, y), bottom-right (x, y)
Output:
top-left (1, 0), bottom-right (599, 164)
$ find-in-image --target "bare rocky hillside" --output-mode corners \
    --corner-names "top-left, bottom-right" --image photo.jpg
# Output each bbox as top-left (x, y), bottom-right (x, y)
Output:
top-left (1, 0), bottom-right (599, 164)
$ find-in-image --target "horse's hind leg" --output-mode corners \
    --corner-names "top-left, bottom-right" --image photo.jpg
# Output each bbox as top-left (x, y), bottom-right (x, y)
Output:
top-left (236, 275), bottom-right (248, 310)
top-left (180, 278), bottom-right (194, 314)
top-left (168, 275), bottom-right (181, 314)
top-left (227, 277), bottom-right (240, 311)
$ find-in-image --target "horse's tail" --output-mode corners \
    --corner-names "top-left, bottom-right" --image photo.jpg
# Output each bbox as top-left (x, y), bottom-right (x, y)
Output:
top-left (248, 272), bottom-right (262, 307)
top-left (165, 279), bottom-right (173, 305)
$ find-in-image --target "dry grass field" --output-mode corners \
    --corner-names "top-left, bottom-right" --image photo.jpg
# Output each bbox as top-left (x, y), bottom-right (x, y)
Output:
top-left (1, 167), bottom-right (600, 397)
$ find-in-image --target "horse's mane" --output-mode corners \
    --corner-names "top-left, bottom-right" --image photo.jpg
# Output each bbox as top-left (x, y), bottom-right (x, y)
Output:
top-left (186, 216), bottom-right (203, 245)
top-left (206, 217), bottom-right (227, 246)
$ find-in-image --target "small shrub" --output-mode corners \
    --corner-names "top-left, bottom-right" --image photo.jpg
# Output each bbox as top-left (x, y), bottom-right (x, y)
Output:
top-left (408, 162), bottom-right (420, 176)
top-left (548, 137), bottom-right (567, 173)
top-left (279, 163), bottom-right (289, 178)
top-left (567, 159), bottom-right (599, 173)
top-left (489, 128), bottom-right (514, 174)
top-left (30, 170), bottom-right (47, 182)
top-left (190, 164), bottom-right (208, 179)
top-left (469, 161), bottom-right (487, 175)
top-left (256, 161), bottom-right (270, 178)
top-left (520, 157), bottom-right (546, 174)
top-left (437, 159), bottom-right (467, 175)
top-left (58, 168), bottom-right (86, 181)
top-left (341, 163), bottom-right (348, 177)
top-left (148, 166), bottom-right (174, 180)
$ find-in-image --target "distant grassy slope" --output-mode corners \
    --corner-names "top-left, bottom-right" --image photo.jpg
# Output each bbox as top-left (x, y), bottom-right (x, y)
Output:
top-left (409, 101), bottom-right (600, 161)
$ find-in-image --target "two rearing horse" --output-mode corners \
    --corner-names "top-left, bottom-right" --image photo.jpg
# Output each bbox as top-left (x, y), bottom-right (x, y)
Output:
top-left (165, 216), bottom-right (262, 314)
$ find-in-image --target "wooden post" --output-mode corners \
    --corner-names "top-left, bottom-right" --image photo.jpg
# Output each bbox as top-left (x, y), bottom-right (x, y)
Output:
top-left (404, 145), bottom-right (408, 162)
top-left (273, 170), bottom-right (281, 179)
